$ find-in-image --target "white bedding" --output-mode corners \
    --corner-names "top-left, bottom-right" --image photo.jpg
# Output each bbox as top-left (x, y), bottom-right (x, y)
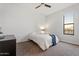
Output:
top-left (28, 32), bottom-right (59, 50)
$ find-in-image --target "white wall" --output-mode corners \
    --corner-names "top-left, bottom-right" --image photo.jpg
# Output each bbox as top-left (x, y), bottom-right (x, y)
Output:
top-left (0, 7), bottom-right (6, 32)
top-left (0, 4), bottom-right (45, 43)
top-left (46, 4), bottom-right (79, 45)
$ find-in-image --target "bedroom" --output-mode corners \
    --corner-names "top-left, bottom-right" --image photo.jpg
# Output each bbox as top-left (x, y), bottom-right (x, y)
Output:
top-left (0, 3), bottom-right (79, 56)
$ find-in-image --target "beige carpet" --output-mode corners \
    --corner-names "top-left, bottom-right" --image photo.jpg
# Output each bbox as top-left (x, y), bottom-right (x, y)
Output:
top-left (16, 40), bottom-right (79, 56)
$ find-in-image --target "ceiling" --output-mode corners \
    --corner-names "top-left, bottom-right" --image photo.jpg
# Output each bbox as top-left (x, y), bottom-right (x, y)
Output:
top-left (0, 3), bottom-right (75, 16)
top-left (32, 3), bottom-right (75, 16)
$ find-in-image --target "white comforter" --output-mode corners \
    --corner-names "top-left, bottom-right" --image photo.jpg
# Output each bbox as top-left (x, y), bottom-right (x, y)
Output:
top-left (28, 32), bottom-right (59, 50)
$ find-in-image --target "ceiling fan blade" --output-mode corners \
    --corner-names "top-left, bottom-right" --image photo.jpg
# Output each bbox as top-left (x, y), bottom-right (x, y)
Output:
top-left (35, 3), bottom-right (43, 9)
top-left (35, 4), bottom-right (42, 9)
top-left (45, 4), bottom-right (51, 8)
top-left (35, 5), bottom-right (41, 9)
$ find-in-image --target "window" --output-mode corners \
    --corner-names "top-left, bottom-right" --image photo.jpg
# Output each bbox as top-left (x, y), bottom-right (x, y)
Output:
top-left (63, 14), bottom-right (74, 35)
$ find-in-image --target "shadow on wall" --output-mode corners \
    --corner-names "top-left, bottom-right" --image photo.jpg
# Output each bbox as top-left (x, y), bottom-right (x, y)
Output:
top-left (18, 34), bottom-right (30, 43)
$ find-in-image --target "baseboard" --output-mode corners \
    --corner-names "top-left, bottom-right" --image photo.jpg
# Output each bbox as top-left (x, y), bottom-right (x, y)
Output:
top-left (60, 40), bottom-right (79, 46)
top-left (16, 39), bottom-right (29, 43)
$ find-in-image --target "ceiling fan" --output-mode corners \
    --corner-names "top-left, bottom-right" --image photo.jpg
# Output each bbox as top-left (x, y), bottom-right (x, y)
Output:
top-left (35, 3), bottom-right (51, 9)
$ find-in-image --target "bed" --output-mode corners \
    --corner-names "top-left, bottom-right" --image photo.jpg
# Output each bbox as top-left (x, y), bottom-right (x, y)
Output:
top-left (27, 32), bottom-right (59, 51)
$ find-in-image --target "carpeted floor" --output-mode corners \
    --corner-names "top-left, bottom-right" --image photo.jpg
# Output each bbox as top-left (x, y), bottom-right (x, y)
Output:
top-left (16, 40), bottom-right (79, 56)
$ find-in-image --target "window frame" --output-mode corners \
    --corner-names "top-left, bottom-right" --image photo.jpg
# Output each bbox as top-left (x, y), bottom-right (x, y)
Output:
top-left (63, 16), bottom-right (74, 35)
